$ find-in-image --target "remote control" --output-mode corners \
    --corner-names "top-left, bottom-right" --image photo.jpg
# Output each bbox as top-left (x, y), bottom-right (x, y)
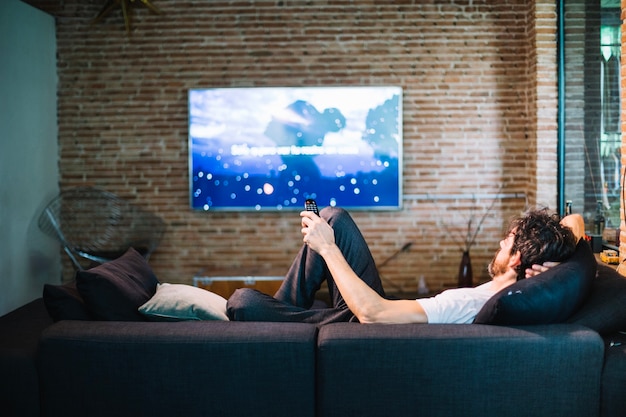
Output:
top-left (305, 199), bottom-right (319, 216)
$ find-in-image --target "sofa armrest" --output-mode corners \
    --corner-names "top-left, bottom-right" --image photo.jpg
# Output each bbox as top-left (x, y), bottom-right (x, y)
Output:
top-left (39, 321), bottom-right (317, 417)
top-left (0, 298), bottom-right (52, 417)
top-left (317, 323), bottom-right (604, 417)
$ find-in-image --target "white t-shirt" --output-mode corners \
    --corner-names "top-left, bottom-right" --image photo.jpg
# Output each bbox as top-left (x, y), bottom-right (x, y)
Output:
top-left (416, 281), bottom-right (495, 324)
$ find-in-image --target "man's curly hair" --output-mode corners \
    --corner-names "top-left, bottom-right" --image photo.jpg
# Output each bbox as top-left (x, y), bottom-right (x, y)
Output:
top-left (507, 208), bottom-right (578, 281)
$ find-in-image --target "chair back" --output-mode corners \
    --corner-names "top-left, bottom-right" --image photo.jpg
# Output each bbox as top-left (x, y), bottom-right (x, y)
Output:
top-left (38, 187), bottom-right (166, 270)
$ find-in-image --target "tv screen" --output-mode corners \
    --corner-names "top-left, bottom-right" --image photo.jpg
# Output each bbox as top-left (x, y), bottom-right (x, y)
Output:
top-left (188, 86), bottom-right (402, 211)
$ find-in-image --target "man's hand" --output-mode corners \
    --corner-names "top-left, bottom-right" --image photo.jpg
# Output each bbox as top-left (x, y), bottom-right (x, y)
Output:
top-left (299, 210), bottom-right (429, 324)
top-left (300, 211), bottom-right (336, 255)
top-left (525, 261), bottom-right (560, 278)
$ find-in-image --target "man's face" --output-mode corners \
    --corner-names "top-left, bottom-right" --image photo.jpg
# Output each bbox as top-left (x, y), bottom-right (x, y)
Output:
top-left (488, 230), bottom-right (516, 278)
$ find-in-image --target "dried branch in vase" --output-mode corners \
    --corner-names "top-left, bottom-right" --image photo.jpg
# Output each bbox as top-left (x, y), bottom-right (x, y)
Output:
top-left (438, 188), bottom-right (502, 253)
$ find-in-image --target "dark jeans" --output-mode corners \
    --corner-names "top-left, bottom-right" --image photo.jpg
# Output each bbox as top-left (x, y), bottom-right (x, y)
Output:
top-left (226, 207), bottom-right (385, 324)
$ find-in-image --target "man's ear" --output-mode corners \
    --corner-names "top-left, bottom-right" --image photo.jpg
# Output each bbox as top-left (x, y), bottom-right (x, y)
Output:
top-left (508, 251), bottom-right (522, 268)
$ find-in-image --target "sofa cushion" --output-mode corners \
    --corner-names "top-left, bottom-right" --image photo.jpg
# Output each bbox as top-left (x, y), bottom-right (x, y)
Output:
top-left (139, 283), bottom-right (229, 321)
top-left (566, 264), bottom-right (626, 335)
top-left (76, 247), bottom-right (159, 321)
top-left (39, 321), bottom-right (317, 417)
top-left (43, 282), bottom-right (92, 322)
top-left (316, 322), bottom-right (603, 417)
top-left (474, 239), bottom-right (596, 325)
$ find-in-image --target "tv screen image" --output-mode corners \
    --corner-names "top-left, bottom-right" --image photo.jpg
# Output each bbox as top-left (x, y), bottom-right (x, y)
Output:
top-left (189, 86), bottom-right (402, 211)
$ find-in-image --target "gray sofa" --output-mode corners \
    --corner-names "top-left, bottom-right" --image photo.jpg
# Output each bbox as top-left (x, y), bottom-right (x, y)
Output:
top-left (1, 295), bottom-right (626, 417)
top-left (0, 297), bottom-right (617, 417)
top-left (2, 245), bottom-right (626, 417)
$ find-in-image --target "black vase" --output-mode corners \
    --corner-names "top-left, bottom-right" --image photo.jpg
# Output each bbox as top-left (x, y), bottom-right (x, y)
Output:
top-left (458, 251), bottom-right (473, 287)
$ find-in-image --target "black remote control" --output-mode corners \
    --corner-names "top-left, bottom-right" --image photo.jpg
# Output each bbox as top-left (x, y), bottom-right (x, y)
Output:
top-left (305, 199), bottom-right (319, 216)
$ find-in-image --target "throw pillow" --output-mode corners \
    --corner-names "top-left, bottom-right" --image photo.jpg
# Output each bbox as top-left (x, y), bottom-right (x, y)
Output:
top-left (473, 239), bottom-right (596, 325)
top-left (139, 283), bottom-right (229, 321)
top-left (42, 281), bottom-right (93, 322)
top-left (76, 247), bottom-right (159, 321)
top-left (567, 264), bottom-right (626, 335)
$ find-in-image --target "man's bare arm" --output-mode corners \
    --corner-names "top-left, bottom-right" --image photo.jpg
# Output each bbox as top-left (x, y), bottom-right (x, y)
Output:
top-left (300, 211), bottom-right (428, 324)
top-left (560, 213), bottom-right (585, 241)
top-left (525, 213), bottom-right (585, 278)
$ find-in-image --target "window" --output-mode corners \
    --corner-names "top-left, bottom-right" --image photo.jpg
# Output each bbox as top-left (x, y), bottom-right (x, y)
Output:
top-left (560, 0), bottom-right (621, 245)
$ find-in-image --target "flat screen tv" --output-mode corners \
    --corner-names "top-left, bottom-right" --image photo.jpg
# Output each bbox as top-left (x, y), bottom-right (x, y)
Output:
top-left (188, 86), bottom-right (402, 211)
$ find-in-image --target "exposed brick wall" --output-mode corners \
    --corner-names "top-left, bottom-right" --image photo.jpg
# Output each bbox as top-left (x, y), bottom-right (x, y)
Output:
top-left (618, 0), bottom-right (626, 256)
top-left (534, 1), bottom-right (559, 206)
top-left (25, 0), bottom-right (557, 294)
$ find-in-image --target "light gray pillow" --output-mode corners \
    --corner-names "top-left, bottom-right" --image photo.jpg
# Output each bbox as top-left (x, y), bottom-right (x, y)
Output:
top-left (139, 283), bottom-right (229, 321)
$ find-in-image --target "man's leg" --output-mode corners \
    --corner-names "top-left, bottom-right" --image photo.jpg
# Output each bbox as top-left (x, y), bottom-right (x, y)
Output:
top-left (226, 288), bottom-right (357, 324)
top-left (226, 207), bottom-right (384, 323)
top-left (273, 206), bottom-right (385, 309)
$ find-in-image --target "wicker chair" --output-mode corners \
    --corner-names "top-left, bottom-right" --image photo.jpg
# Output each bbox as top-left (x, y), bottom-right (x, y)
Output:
top-left (38, 187), bottom-right (166, 270)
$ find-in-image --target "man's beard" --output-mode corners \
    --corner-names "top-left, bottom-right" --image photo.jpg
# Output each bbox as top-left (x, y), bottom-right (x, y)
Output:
top-left (487, 249), bottom-right (508, 278)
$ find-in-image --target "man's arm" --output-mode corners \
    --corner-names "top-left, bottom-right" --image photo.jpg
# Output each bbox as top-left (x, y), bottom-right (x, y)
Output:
top-left (561, 213), bottom-right (585, 242)
top-left (525, 213), bottom-right (585, 278)
top-left (301, 211), bottom-right (428, 324)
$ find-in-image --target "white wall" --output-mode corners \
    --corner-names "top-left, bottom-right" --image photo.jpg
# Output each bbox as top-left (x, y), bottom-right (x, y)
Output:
top-left (0, 0), bottom-right (60, 316)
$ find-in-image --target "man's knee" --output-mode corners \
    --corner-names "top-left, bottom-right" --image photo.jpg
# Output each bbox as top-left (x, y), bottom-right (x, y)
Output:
top-left (320, 206), bottom-right (349, 222)
top-left (226, 288), bottom-right (259, 320)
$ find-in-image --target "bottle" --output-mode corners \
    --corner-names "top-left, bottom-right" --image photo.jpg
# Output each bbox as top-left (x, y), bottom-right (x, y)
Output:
top-left (417, 275), bottom-right (429, 295)
top-left (565, 200), bottom-right (572, 216)
top-left (594, 200), bottom-right (605, 236)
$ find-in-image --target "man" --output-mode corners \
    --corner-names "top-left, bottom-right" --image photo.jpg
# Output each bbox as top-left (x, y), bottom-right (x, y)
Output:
top-left (227, 206), bottom-right (583, 325)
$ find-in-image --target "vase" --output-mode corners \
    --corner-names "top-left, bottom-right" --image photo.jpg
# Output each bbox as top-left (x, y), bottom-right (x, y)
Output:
top-left (457, 250), bottom-right (473, 288)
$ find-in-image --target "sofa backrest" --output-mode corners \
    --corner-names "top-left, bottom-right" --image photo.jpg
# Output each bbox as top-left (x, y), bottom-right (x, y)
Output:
top-left (38, 320), bottom-right (318, 417)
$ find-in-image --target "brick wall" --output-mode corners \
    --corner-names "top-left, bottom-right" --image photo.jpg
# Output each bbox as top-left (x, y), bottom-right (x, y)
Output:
top-left (26, 0), bottom-right (557, 294)
top-left (618, 0), bottom-right (626, 254)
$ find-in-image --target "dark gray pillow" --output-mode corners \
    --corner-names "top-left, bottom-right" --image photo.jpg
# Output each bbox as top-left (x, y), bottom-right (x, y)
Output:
top-left (474, 240), bottom-right (596, 325)
top-left (43, 281), bottom-right (92, 322)
top-left (76, 248), bottom-right (159, 321)
top-left (566, 264), bottom-right (626, 335)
